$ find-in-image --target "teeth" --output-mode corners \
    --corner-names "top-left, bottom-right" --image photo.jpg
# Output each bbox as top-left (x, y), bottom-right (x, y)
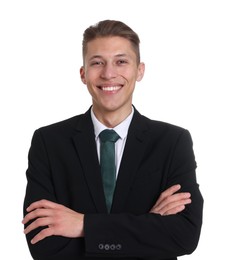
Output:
top-left (102, 86), bottom-right (121, 91)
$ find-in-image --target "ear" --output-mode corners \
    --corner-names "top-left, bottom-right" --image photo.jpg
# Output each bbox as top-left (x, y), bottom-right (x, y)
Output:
top-left (136, 62), bottom-right (145, 82)
top-left (80, 66), bottom-right (87, 84)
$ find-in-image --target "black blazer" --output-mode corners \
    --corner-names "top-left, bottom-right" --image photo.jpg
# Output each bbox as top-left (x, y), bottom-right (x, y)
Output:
top-left (23, 108), bottom-right (203, 260)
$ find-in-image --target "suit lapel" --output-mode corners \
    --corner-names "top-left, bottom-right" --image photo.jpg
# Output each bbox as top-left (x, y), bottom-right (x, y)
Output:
top-left (72, 110), bottom-right (107, 213)
top-left (71, 108), bottom-right (151, 213)
top-left (112, 110), bottom-right (148, 212)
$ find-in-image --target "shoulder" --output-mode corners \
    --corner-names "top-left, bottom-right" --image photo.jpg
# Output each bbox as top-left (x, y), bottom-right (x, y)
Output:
top-left (134, 109), bottom-right (187, 133)
top-left (33, 109), bottom-right (92, 139)
top-left (37, 114), bottom-right (83, 133)
top-left (29, 111), bottom-right (92, 150)
top-left (133, 109), bottom-right (193, 143)
top-left (145, 115), bottom-right (186, 134)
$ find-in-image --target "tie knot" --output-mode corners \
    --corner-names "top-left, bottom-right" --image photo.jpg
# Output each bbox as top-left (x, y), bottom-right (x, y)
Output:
top-left (99, 129), bottom-right (120, 143)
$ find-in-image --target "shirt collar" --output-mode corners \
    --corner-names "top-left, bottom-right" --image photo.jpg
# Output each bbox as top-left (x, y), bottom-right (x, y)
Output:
top-left (91, 107), bottom-right (134, 140)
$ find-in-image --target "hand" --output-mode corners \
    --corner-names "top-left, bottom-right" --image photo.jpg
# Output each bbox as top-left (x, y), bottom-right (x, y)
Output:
top-left (150, 184), bottom-right (191, 216)
top-left (22, 199), bottom-right (84, 244)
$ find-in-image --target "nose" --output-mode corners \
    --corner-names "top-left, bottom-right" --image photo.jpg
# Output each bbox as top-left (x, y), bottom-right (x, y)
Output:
top-left (100, 63), bottom-right (117, 79)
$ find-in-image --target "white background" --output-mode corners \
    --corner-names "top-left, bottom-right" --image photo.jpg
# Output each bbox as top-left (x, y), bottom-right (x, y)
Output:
top-left (0, 0), bottom-right (224, 259)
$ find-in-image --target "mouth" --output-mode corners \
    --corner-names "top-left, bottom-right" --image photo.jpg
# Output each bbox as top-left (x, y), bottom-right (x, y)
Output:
top-left (98, 85), bottom-right (123, 93)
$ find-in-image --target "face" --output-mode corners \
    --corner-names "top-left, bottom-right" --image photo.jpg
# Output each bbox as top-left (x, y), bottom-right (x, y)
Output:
top-left (80, 36), bottom-right (145, 119)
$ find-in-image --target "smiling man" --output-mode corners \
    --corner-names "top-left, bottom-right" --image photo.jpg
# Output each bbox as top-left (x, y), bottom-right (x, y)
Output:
top-left (80, 35), bottom-right (144, 128)
top-left (23, 20), bottom-right (203, 260)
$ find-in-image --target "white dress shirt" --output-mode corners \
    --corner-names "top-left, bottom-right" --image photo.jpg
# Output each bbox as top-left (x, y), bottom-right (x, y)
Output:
top-left (91, 107), bottom-right (134, 177)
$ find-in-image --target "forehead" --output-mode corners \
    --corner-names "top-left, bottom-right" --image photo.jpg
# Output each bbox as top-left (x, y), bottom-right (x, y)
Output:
top-left (85, 36), bottom-right (136, 59)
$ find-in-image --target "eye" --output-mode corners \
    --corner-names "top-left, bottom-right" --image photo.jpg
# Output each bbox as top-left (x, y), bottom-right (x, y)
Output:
top-left (117, 60), bottom-right (128, 65)
top-left (90, 60), bottom-right (104, 66)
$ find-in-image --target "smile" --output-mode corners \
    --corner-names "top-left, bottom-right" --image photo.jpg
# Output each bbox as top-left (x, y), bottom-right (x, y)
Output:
top-left (99, 85), bottom-right (122, 92)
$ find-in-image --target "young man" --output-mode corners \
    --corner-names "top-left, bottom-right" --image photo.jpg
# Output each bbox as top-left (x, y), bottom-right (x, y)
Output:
top-left (22, 20), bottom-right (203, 260)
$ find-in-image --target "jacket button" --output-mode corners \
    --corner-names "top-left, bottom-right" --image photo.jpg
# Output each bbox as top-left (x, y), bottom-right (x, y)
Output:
top-left (116, 244), bottom-right (122, 250)
top-left (98, 244), bottom-right (104, 250)
top-left (104, 244), bottom-right (110, 250)
top-left (110, 244), bottom-right (116, 250)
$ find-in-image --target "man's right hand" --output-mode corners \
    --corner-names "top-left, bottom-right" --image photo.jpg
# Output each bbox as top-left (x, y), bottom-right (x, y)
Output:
top-left (150, 184), bottom-right (191, 216)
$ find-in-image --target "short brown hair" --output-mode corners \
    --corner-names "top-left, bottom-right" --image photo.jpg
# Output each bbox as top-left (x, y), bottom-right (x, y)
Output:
top-left (82, 20), bottom-right (140, 64)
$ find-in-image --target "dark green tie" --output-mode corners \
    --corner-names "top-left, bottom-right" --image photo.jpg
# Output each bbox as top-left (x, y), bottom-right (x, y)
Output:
top-left (99, 129), bottom-right (120, 212)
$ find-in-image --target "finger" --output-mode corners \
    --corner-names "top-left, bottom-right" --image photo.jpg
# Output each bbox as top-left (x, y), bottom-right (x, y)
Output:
top-left (22, 208), bottom-right (52, 225)
top-left (164, 197), bottom-right (191, 213)
top-left (156, 198), bottom-right (192, 216)
top-left (30, 226), bottom-right (54, 244)
top-left (163, 197), bottom-right (192, 215)
top-left (154, 185), bottom-right (181, 207)
top-left (152, 192), bottom-right (191, 212)
top-left (26, 199), bottom-right (60, 212)
top-left (24, 217), bottom-right (51, 235)
top-left (161, 184), bottom-right (182, 198)
top-left (163, 205), bottom-right (186, 216)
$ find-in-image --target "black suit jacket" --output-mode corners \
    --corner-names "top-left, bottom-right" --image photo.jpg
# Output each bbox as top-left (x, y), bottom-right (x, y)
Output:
top-left (23, 108), bottom-right (203, 260)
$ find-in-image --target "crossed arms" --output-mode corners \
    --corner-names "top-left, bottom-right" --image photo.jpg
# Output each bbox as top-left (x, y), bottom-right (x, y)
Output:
top-left (23, 185), bottom-right (191, 244)
top-left (22, 126), bottom-right (203, 259)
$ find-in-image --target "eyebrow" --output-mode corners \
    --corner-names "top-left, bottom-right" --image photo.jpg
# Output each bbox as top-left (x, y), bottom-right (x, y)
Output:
top-left (88, 53), bottom-right (129, 61)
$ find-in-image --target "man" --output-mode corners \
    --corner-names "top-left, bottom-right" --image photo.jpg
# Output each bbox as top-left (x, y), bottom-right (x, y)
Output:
top-left (22, 20), bottom-right (203, 260)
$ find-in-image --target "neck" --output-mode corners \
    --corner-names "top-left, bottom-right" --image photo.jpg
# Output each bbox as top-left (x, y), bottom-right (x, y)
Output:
top-left (92, 106), bottom-right (133, 128)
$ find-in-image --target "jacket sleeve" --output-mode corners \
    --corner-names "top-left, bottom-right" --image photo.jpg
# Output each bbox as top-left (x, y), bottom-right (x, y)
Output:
top-left (23, 129), bottom-right (86, 260)
top-left (84, 130), bottom-right (204, 259)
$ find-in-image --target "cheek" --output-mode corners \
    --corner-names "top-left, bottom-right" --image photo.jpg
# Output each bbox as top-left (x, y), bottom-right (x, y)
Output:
top-left (122, 68), bottom-right (139, 81)
top-left (86, 82), bottom-right (98, 97)
top-left (85, 70), bottom-right (99, 84)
